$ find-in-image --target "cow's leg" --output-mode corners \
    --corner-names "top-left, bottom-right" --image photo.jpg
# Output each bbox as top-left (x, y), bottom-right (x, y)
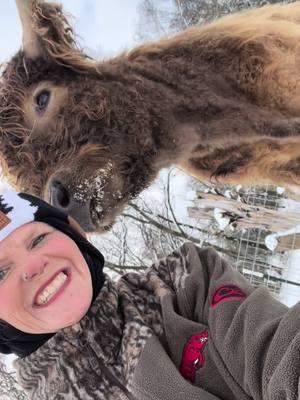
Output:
top-left (179, 139), bottom-right (300, 192)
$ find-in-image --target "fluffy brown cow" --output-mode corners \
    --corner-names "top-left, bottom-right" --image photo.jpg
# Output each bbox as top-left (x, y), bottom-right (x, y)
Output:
top-left (1, 1), bottom-right (300, 232)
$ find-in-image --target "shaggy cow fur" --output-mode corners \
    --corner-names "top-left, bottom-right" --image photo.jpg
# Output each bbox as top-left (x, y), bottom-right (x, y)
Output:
top-left (1, 1), bottom-right (300, 231)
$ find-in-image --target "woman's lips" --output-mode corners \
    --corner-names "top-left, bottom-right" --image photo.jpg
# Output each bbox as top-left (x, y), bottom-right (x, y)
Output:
top-left (33, 268), bottom-right (71, 308)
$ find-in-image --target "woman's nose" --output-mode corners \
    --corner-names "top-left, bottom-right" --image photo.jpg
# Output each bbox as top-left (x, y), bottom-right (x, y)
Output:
top-left (22, 255), bottom-right (48, 282)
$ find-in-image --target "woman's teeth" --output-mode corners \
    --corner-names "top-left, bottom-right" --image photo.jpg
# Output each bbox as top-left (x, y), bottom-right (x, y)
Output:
top-left (36, 272), bottom-right (67, 306)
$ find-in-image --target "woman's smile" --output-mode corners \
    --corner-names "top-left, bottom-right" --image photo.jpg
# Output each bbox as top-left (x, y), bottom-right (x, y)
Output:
top-left (33, 268), bottom-right (71, 308)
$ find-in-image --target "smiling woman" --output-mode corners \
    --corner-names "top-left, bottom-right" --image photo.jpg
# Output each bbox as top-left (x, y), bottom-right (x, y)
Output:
top-left (0, 222), bottom-right (92, 333)
top-left (0, 191), bottom-right (299, 400)
top-left (0, 191), bottom-right (105, 357)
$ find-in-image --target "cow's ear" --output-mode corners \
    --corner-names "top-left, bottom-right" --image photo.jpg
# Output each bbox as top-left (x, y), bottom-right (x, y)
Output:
top-left (16, 0), bottom-right (96, 72)
top-left (16, 0), bottom-right (42, 59)
top-left (68, 216), bottom-right (87, 238)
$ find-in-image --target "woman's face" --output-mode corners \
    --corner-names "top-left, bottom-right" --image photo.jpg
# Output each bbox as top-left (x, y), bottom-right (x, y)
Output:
top-left (0, 221), bottom-right (93, 334)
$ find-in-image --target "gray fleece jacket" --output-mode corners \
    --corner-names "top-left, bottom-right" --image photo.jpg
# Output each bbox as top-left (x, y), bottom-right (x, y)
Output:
top-left (14, 244), bottom-right (299, 399)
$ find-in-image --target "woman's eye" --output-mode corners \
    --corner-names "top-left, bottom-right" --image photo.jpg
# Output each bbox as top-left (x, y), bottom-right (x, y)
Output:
top-left (0, 268), bottom-right (9, 282)
top-left (35, 90), bottom-right (50, 113)
top-left (31, 234), bottom-right (47, 249)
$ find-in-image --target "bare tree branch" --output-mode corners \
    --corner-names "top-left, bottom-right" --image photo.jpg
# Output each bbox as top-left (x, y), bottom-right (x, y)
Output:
top-left (166, 169), bottom-right (189, 239)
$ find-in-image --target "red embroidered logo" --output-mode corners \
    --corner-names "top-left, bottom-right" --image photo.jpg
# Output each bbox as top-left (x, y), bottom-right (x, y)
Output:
top-left (211, 284), bottom-right (246, 308)
top-left (180, 330), bottom-right (208, 383)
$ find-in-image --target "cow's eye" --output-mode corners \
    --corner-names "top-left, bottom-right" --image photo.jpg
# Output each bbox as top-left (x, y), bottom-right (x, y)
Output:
top-left (35, 90), bottom-right (50, 113)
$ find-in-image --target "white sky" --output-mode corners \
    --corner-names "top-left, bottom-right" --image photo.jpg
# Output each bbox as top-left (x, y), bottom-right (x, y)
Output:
top-left (0, 0), bottom-right (141, 61)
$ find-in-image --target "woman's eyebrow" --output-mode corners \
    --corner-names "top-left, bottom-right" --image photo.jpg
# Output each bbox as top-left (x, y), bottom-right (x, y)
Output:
top-left (0, 224), bottom-right (52, 260)
top-left (25, 226), bottom-right (55, 243)
top-left (25, 231), bottom-right (36, 244)
top-left (24, 226), bottom-right (50, 245)
top-left (15, 225), bottom-right (41, 246)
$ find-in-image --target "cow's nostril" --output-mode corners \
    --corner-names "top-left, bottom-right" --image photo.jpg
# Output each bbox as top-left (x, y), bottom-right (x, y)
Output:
top-left (51, 180), bottom-right (70, 208)
top-left (48, 179), bottom-right (95, 231)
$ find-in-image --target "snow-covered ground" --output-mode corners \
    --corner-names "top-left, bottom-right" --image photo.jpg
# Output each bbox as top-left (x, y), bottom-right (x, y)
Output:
top-left (275, 198), bottom-right (300, 306)
top-left (278, 250), bottom-right (300, 307)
